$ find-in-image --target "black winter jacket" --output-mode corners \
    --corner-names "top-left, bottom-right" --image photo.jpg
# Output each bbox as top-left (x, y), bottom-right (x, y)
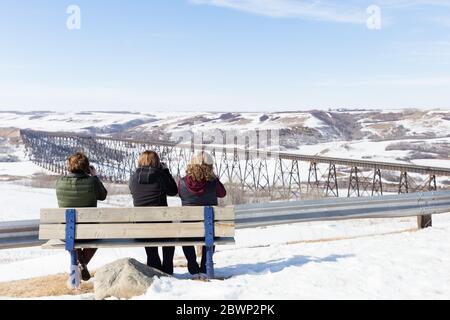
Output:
top-left (129, 167), bottom-right (178, 207)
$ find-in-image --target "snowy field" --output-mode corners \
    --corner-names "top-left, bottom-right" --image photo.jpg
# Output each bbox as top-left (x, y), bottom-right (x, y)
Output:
top-left (1, 209), bottom-right (450, 300)
top-left (1, 138), bottom-right (450, 299)
top-left (1, 164), bottom-right (450, 299)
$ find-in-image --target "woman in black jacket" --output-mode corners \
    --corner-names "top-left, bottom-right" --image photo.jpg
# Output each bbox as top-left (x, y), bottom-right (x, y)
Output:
top-left (129, 150), bottom-right (178, 275)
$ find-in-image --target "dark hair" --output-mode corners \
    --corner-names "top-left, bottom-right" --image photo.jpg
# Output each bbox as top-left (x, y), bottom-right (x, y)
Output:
top-left (67, 152), bottom-right (90, 174)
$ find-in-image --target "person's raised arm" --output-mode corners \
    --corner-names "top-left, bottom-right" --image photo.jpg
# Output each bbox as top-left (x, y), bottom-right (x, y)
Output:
top-left (161, 167), bottom-right (178, 197)
top-left (88, 165), bottom-right (107, 201)
top-left (216, 179), bottom-right (227, 198)
top-left (128, 172), bottom-right (135, 195)
top-left (94, 177), bottom-right (108, 201)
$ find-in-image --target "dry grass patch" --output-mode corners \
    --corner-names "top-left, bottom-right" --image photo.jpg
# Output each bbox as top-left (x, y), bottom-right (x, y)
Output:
top-left (0, 258), bottom-right (196, 299)
top-left (0, 260), bottom-right (188, 299)
top-left (278, 116), bottom-right (308, 125)
top-left (367, 123), bottom-right (395, 131)
top-left (0, 273), bottom-right (93, 299)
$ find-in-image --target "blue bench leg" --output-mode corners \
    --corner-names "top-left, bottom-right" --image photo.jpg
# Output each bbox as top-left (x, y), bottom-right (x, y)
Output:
top-left (65, 209), bottom-right (80, 289)
top-left (204, 206), bottom-right (215, 279)
top-left (205, 246), bottom-right (215, 279)
top-left (69, 250), bottom-right (80, 289)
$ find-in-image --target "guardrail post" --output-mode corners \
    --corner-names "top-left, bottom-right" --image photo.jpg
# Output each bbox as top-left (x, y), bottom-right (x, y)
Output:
top-left (65, 209), bottom-right (80, 289)
top-left (418, 215), bottom-right (433, 229)
top-left (418, 177), bottom-right (437, 229)
top-left (204, 206), bottom-right (215, 279)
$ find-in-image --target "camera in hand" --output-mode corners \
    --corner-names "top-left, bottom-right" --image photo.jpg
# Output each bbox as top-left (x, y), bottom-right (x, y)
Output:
top-left (88, 165), bottom-right (97, 176)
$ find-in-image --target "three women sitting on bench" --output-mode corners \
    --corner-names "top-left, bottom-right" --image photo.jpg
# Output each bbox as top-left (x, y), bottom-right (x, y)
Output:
top-left (56, 150), bottom-right (227, 280)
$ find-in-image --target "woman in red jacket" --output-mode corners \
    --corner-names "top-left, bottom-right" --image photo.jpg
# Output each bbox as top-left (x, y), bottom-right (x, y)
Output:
top-left (178, 152), bottom-right (227, 274)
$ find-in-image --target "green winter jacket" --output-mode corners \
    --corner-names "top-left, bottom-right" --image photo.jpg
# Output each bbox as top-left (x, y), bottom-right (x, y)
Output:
top-left (56, 173), bottom-right (108, 208)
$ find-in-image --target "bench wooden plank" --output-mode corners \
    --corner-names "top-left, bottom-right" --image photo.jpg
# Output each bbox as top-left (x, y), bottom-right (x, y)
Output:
top-left (40, 207), bottom-right (235, 223)
top-left (39, 222), bottom-right (235, 240)
top-left (42, 238), bottom-right (236, 249)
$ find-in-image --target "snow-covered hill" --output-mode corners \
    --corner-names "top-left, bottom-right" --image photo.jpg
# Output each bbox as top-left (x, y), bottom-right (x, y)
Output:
top-left (2, 109), bottom-right (450, 142)
top-left (1, 109), bottom-right (450, 167)
top-left (0, 111), bottom-right (158, 134)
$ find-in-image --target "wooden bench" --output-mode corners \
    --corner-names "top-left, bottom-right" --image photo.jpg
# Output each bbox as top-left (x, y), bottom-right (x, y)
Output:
top-left (39, 206), bottom-right (235, 288)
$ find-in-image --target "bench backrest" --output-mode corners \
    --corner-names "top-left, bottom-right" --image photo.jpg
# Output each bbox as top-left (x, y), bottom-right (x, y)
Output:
top-left (39, 206), bottom-right (235, 241)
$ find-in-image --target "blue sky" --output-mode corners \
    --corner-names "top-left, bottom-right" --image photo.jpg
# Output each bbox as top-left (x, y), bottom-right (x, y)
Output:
top-left (0, 0), bottom-right (450, 112)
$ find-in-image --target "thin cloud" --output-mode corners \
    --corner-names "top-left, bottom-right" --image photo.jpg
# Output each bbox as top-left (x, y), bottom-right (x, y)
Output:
top-left (189, 0), bottom-right (367, 24)
top-left (375, 0), bottom-right (450, 9)
top-left (316, 76), bottom-right (450, 87)
top-left (190, 0), bottom-right (450, 26)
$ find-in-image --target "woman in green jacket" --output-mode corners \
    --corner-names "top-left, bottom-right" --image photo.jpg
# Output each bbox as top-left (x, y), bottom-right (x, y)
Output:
top-left (56, 152), bottom-right (108, 281)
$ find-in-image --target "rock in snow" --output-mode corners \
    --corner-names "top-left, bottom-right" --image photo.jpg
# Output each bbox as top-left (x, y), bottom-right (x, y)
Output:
top-left (94, 258), bottom-right (169, 300)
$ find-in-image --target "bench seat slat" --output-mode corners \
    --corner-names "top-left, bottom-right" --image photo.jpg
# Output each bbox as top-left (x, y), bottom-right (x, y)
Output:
top-left (42, 238), bottom-right (236, 249)
top-left (39, 222), bottom-right (235, 240)
top-left (40, 207), bottom-right (235, 223)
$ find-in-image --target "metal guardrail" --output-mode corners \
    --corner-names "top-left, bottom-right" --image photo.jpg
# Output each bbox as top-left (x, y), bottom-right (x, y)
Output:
top-left (235, 191), bottom-right (450, 228)
top-left (0, 219), bottom-right (43, 249)
top-left (1, 191), bottom-right (450, 250)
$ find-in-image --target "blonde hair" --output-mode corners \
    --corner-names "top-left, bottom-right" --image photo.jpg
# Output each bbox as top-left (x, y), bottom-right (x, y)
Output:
top-left (138, 150), bottom-right (160, 168)
top-left (186, 152), bottom-right (216, 182)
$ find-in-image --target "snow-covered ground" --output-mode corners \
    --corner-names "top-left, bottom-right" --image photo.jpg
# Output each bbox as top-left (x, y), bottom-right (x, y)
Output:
top-left (0, 161), bottom-right (50, 178)
top-left (1, 113), bottom-right (450, 300)
top-left (0, 111), bottom-right (157, 133)
top-left (1, 211), bottom-right (450, 300)
top-left (143, 217), bottom-right (450, 300)
top-left (0, 162), bottom-right (449, 300)
top-left (298, 137), bottom-right (450, 168)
